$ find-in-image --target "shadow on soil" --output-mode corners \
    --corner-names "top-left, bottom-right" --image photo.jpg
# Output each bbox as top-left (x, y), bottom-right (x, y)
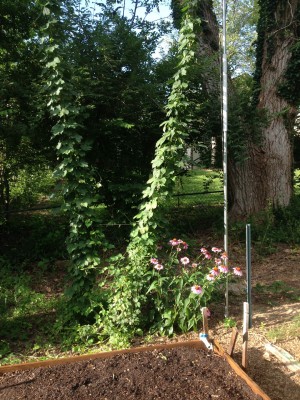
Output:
top-left (233, 348), bottom-right (300, 400)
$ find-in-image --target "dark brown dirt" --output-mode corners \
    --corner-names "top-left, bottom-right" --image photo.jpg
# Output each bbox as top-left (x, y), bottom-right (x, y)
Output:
top-left (0, 347), bottom-right (262, 400)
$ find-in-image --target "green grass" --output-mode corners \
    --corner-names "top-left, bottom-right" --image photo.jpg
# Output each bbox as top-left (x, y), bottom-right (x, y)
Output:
top-left (254, 281), bottom-right (300, 303)
top-left (0, 263), bottom-right (64, 364)
top-left (266, 313), bottom-right (300, 341)
top-left (175, 168), bottom-right (223, 192)
top-left (172, 169), bottom-right (223, 207)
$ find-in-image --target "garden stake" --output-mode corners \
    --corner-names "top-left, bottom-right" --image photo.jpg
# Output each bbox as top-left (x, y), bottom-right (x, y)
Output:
top-left (199, 307), bottom-right (213, 351)
top-left (246, 224), bottom-right (252, 328)
top-left (228, 327), bottom-right (239, 357)
top-left (242, 302), bottom-right (249, 370)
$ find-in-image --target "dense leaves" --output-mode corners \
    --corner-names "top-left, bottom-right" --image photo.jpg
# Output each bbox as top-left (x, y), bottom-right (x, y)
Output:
top-left (0, 1), bottom-right (52, 219)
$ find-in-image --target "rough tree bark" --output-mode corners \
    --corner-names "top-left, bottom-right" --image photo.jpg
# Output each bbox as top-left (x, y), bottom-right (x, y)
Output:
top-left (228, 0), bottom-right (300, 218)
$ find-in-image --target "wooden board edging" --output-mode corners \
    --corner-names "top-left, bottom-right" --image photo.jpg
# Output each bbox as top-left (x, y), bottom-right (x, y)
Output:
top-left (0, 340), bottom-right (270, 399)
top-left (0, 341), bottom-right (205, 373)
top-left (214, 340), bottom-right (271, 400)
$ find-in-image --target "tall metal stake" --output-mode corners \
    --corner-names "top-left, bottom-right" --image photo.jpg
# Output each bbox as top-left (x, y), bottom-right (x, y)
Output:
top-left (222, 0), bottom-right (229, 317)
top-left (246, 224), bottom-right (252, 328)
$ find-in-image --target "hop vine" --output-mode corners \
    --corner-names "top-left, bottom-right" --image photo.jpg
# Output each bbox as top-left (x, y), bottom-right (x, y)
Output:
top-left (103, 0), bottom-right (203, 346)
top-left (40, 1), bottom-right (109, 320)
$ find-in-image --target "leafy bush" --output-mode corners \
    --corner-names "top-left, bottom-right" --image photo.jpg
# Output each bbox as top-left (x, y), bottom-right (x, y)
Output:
top-left (0, 213), bottom-right (68, 265)
top-left (229, 195), bottom-right (300, 251)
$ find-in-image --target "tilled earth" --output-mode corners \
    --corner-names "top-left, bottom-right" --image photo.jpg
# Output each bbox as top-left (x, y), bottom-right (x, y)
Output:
top-left (0, 347), bottom-right (262, 400)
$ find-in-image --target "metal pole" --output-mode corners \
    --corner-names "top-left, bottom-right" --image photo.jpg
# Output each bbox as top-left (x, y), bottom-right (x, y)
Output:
top-left (242, 302), bottom-right (249, 369)
top-left (246, 224), bottom-right (252, 328)
top-left (222, 0), bottom-right (229, 317)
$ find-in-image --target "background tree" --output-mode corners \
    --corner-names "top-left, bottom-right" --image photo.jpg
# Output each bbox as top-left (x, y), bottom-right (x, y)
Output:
top-left (0, 0), bottom-right (173, 224)
top-left (40, 0), bottom-right (177, 321)
top-left (47, 1), bottom-right (174, 221)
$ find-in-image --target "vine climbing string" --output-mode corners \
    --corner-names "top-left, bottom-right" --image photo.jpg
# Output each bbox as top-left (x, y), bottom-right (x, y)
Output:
top-left (103, 0), bottom-right (205, 346)
top-left (40, 0), bottom-right (110, 321)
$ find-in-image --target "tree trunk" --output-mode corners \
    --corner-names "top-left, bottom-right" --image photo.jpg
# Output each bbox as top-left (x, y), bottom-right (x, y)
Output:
top-left (196, 0), bottom-right (220, 96)
top-left (229, 0), bottom-right (299, 218)
top-left (185, 0), bottom-right (299, 218)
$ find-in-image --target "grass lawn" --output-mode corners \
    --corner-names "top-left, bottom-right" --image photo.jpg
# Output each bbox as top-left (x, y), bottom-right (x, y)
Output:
top-left (171, 168), bottom-right (223, 207)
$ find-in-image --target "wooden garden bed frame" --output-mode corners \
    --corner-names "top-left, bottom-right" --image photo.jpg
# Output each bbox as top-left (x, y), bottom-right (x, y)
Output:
top-left (0, 340), bottom-right (271, 400)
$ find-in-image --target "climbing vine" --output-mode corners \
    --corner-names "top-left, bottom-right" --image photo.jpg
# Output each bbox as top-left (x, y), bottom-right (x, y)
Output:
top-left (278, 5), bottom-right (300, 105)
top-left (40, 1), bottom-right (109, 321)
top-left (103, 0), bottom-right (204, 346)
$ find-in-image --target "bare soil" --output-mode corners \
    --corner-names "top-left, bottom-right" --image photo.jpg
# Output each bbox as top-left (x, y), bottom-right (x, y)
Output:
top-left (0, 347), bottom-right (262, 400)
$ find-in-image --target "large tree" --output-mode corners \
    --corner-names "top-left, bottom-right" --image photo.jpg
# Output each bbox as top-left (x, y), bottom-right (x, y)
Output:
top-left (177, 0), bottom-right (300, 218)
top-left (229, 0), bottom-right (300, 217)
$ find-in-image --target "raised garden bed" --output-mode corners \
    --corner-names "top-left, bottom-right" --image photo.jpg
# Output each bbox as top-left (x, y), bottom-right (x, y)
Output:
top-left (0, 341), bottom-right (270, 400)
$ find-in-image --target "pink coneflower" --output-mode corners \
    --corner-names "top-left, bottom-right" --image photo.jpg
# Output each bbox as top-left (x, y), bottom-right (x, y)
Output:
top-left (221, 251), bottom-right (228, 260)
top-left (191, 285), bottom-right (202, 295)
top-left (212, 247), bottom-right (222, 253)
top-left (200, 247), bottom-right (207, 254)
top-left (219, 264), bottom-right (229, 273)
top-left (154, 264), bottom-right (164, 271)
top-left (182, 241), bottom-right (189, 250)
top-left (191, 263), bottom-right (198, 268)
top-left (204, 252), bottom-right (212, 260)
top-left (210, 266), bottom-right (220, 276)
top-left (215, 258), bottom-right (222, 265)
top-left (150, 258), bottom-right (159, 264)
top-left (233, 267), bottom-right (243, 276)
top-left (207, 273), bottom-right (215, 281)
top-left (169, 238), bottom-right (179, 246)
top-left (180, 256), bottom-right (190, 265)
